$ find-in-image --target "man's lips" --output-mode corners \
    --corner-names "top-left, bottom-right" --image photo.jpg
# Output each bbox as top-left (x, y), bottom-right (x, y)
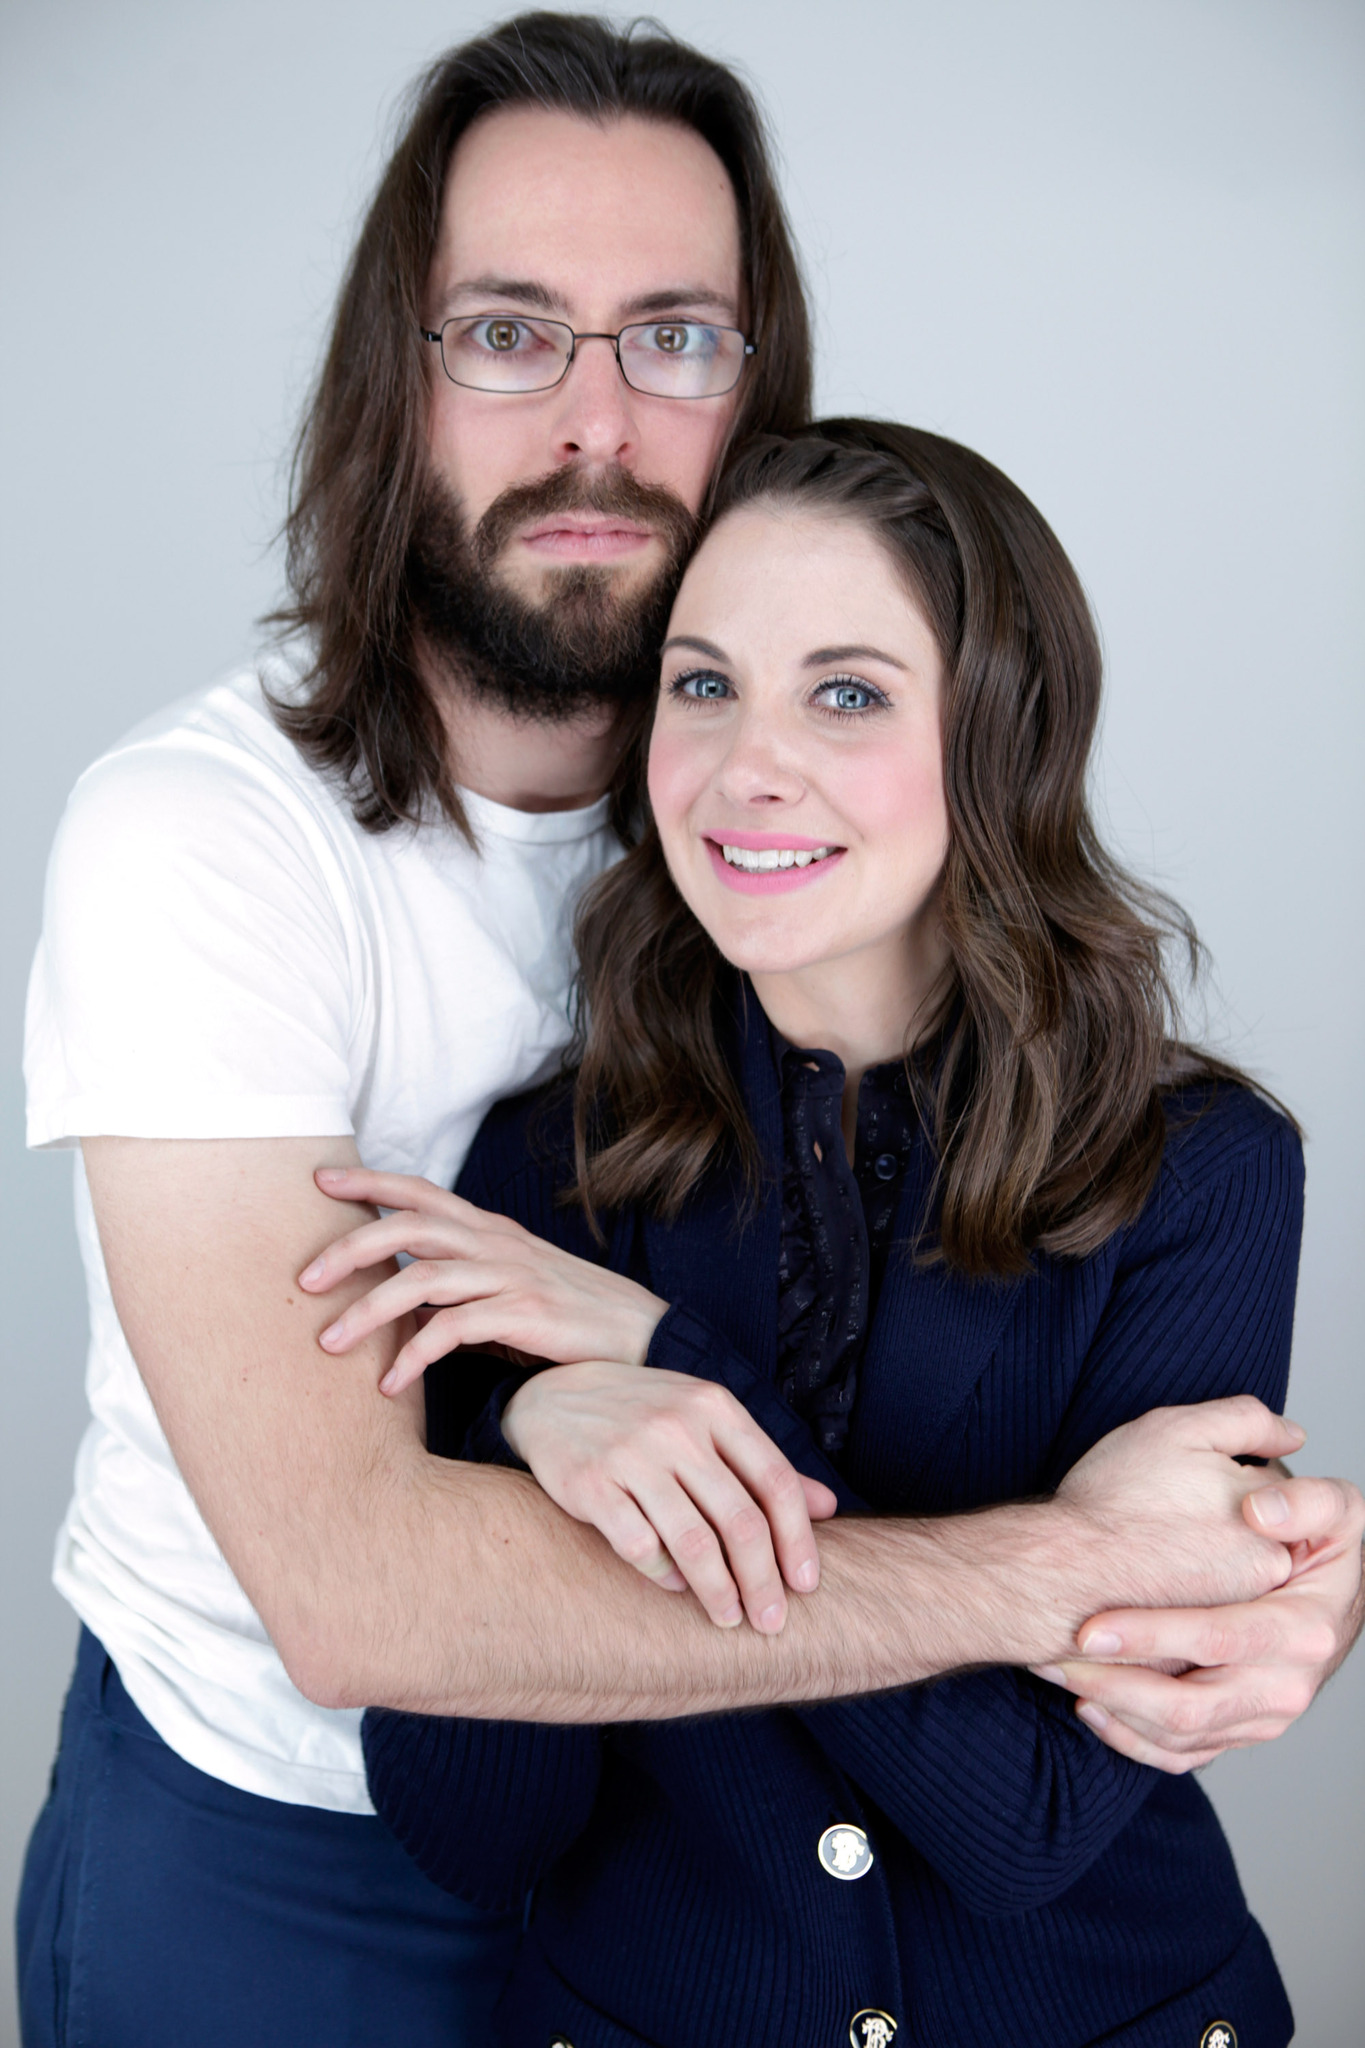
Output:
top-left (702, 834), bottom-right (847, 895)
top-left (518, 516), bottom-right (658, 561)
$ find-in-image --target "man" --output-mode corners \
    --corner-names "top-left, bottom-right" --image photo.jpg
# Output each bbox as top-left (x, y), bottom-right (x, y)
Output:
top-left (18, 13), bottom-right (1364, 2047)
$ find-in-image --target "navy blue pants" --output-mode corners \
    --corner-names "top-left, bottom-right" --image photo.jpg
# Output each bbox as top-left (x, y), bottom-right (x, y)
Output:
top-left (16, 1629), bottom-right (521, 2047)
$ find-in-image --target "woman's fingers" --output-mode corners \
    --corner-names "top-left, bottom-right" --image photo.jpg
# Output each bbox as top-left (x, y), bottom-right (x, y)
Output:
top-left (300, 1212), bottom-right (478, 1290)
top-left (619, 1463), bottom-right (762, 1628)
top-left (317, 1261), bottom-right (501, 1353)
top-left (575, 1485), bottom-right (690, 1594)
top-left (709, 1415), bottom-right (826, 1596)
top-left (315, 1166), bottom-right (478, 1221)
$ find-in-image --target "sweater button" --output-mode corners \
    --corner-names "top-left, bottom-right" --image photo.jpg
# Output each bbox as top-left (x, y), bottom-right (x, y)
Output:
top-left (1199, 2030), bottom-right (1237, 2048)
top-left (850, 2012), bottom-right (898, 2046)
top-left (818, 1822), bottom-right (873, 1879)
top-left (872, 1151), bottom-right (899, 1181)
top-left (549, 2038), bottom-right (575, 2047)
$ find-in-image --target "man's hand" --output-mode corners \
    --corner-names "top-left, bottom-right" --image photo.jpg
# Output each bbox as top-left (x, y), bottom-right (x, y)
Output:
top-left (1039, 1468), bottom-right (1365, 1771)
top-left (1051, 1397), bottom-right (1306, 1613)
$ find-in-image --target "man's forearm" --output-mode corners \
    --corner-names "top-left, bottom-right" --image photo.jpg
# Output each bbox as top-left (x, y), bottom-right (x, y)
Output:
top-left (295, 1460), bottom-right (1116, 1720)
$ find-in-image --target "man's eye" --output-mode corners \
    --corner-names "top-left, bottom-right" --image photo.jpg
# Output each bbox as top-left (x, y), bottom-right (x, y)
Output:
top-left (478, 319), bottom-right (528, 353)
top-left (646, 323), bottom-right (712, 357)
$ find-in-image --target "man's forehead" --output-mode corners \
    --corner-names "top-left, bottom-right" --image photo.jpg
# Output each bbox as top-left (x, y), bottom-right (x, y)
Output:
top-left (427, 105), bottom-right (743, 323)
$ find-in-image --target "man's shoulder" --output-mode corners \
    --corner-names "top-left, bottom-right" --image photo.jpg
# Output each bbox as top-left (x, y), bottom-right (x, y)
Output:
top-left (52, 648), bottom-right (372, 884)
top-left (72, 648), bottom-right (325, 810)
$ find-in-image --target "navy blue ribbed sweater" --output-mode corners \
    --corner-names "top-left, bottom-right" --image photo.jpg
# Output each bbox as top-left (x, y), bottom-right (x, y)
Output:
top-left (364, 1004), bottom-right (1302, 2048)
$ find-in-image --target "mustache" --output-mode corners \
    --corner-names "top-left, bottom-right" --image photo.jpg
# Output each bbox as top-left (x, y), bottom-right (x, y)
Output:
top-left (472, 465), bottom-right (698, 566)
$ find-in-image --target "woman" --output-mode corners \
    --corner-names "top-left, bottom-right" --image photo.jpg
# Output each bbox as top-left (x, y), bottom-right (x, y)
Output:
top-left (303, 422), bottom-right (1301, 2045)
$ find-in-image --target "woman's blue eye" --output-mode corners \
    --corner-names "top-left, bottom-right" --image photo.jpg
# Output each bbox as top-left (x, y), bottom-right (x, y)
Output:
top-left (817, 679), bottom-right (878, 713)
top-left (675, 670), bottom-right (731, 700)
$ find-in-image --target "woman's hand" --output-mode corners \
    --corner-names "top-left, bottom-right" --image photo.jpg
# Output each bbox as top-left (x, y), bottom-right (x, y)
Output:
top-left (500, 1360), bottom-right (838, 1633)
top-left (300, 1166), bottom-right (838, 1631)
top-left (299, 1167), bottom-right (667, 1394)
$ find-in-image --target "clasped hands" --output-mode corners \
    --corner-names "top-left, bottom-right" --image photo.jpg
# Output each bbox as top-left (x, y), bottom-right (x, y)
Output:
top-left (302, 1166), bottom-right (1365, 1773)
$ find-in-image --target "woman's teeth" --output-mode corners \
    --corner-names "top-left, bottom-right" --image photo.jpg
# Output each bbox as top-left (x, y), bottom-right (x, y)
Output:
top-left (720, 844), bottom-right (836, 872)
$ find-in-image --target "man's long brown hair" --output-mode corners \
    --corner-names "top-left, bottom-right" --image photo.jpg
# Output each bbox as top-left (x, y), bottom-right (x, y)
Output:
top-left (269, 12), bottom-right (812, 837)
top-left (572, 420), bottom-right (1257, 1276)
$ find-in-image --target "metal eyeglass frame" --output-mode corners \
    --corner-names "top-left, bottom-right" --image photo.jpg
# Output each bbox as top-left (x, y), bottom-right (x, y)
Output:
top-left (419, 315), bottom-right (758, 399)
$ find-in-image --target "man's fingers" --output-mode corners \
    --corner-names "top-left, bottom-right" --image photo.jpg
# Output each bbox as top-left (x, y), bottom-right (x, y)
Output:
top-left (1039, 1658), bottom-right (1309, 1753)
top-left (1244, 1473), bottom-right (1365, 1549)
top-left (1067, 1699), bottom-right (1221, 1774)
top-left (1171, 1393), bottom-right (1307, 1463)
top-left (1074, 1596), bottom-right (1339, 1672)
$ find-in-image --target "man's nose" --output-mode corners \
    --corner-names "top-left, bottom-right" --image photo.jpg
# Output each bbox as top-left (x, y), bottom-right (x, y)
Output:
top-left (547, 336), bottom-right (640, 468)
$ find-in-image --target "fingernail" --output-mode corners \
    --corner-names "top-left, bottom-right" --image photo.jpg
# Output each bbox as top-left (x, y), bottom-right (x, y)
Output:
top-left (1078, 1628), bottom-right (1123, 1656)
top-left (719, 1603), bottom-right (743, 1627)
top-left (315, 1168), bottom-right (346, 1183)
top-left (319, 1321), bottom-right (344, 1349)
top-left (1031, 1665), bottom-right (1068, 1687)
top-left (379, 1368), bottom-right (399, 1395)
top-left (298, 1259), bottom-right (324, 1286)
top-left (793, 1559), bottom-right (818, 1592)
top-left (1250, 1487), bottom-right (1289, 1527)
top-left (1076, 1701), bottom-right (1110, 1732)
top-left (758, 1602), bottom-right (785, 1632)
top-left (1283, 1416), bottom-right (1306, 1442)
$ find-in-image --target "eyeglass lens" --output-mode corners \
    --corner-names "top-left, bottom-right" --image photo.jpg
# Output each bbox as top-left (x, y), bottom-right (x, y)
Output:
top-left (436, 316), bottom-right (749, 398)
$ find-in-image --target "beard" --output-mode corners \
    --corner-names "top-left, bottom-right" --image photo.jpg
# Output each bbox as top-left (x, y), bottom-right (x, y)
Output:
top-left (406, 465), bottom-right (698, 722)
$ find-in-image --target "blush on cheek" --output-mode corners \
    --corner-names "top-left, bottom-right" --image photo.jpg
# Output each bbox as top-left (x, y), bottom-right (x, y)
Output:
top-left (645, 723), bottom-right (703, 845)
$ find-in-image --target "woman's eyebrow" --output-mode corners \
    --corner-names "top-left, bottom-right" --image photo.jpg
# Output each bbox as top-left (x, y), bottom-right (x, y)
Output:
top-left (662, 635), bottom-right (730, 662)
top-left (803, 643), bottom-right (909, 671)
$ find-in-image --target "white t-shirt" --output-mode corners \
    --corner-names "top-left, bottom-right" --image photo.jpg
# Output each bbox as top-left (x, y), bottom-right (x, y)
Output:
top-left (25, 653), bottom-right (619, 1812)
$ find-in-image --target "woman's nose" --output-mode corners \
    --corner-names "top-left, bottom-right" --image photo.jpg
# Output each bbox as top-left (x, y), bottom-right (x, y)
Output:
top-left (714, 710), bottom-right (806, 805)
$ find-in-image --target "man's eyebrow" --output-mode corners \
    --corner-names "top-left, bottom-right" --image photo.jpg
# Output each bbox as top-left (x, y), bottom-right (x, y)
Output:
top-left (803, 643), bottom-right (910, 672)
top-left (439, 275), bottom-right (567, 315)
top-left (662, 635), bottom-right (731, 662)
top-left (619, 286), bottom-right (740, 322)
top-left (438, 279), bottom-right (741, 324)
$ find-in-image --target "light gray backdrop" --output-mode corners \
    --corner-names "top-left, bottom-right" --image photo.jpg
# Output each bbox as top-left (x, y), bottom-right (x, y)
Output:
top-left (2, 1), bottom-right (1362, 2040)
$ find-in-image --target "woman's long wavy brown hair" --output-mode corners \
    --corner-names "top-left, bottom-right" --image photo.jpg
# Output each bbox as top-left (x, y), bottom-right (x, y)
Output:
top-left (571, 419), bottom-right (1260, 1275)
top-left (268, 11), bottom-right (812, 839)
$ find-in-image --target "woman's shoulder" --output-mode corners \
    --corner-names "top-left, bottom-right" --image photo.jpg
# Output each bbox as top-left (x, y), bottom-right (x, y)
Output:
top-left (1110, 1075), bottom-right (1306, 1269)
top-left (457, 1078), bottom-right (583, 1236)
top-left (1156, 1075), bottom-right (1302, 1204)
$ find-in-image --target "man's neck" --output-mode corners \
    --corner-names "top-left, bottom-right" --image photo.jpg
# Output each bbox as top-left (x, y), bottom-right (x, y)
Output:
top-left (426, 660), bottom-right (626, 814)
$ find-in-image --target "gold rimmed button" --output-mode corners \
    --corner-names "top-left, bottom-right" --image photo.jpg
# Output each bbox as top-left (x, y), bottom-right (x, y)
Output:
top-left (818, 1822), bottom-right (873, 1880)
top-left (850, 2011), bottom-right (897, 2047)
top-left (1199, 2028), bottom-right (1237, 2048)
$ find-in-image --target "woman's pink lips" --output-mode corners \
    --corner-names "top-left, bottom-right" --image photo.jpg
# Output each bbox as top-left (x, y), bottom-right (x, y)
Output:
top-left (703, 837), bottom-right (846, 895)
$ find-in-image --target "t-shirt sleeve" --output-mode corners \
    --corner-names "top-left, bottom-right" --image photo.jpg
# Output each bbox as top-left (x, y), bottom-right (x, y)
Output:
top-left (25, 735), bottom-right (363, 1145)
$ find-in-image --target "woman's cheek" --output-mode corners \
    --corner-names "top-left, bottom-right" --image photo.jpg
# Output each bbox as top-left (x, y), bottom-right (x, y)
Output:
top-left (646, 721), bottom-right (705, 846)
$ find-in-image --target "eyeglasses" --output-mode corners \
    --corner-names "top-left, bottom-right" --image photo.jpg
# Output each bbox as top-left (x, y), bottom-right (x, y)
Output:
top-left (420, 314), bottom-right (757, 400)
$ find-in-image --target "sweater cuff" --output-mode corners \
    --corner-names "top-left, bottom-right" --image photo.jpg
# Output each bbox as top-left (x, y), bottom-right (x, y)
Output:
top-left (462, 1370), bottom-right (537, 1468)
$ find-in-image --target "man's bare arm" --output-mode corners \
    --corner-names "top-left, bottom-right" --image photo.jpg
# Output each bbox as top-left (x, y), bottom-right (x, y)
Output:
top-left (82, 1134), bottom-right (1309, 1723)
